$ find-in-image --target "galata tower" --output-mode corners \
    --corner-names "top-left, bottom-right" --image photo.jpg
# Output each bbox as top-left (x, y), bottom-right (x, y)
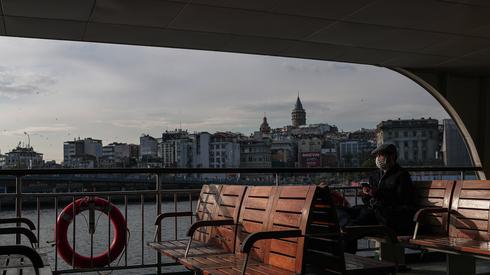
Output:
top-left (291, 95), bottom-right (306, 127)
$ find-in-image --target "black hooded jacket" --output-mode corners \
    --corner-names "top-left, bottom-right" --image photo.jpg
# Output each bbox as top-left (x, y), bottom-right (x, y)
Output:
top-left (364, 163), bottom-right (416, 235)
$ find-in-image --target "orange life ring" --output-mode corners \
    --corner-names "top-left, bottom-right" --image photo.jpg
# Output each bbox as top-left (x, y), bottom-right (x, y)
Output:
top-left (56, 197), bottom-right (126, 268)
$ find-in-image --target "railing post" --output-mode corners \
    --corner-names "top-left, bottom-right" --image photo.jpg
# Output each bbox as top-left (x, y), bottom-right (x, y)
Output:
top-left (156, 173), bottom-right (162, 275)
top-left (275, 173), bottom-right (279, 186)
top-left (460, 170), bottom-right (465, 181)
top-left (15, 175), bottom-right (22, 244)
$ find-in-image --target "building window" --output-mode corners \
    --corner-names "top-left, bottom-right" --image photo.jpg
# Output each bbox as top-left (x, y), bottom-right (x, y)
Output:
top-left (394, 132), bottom-right (399, 138)
top-left (404, 131), bottom-right (408, 137)
top-left (413, 131), bottom-right (417, 137)
top-left (404, 141), bottom-right (409, 147)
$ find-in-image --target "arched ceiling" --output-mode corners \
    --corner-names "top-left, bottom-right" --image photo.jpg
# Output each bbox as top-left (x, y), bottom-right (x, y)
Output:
top-left (1, 0), bottom-right (490, 74)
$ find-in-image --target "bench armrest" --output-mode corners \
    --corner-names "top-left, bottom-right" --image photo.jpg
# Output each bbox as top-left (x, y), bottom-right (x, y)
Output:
top-left (154, 211), bottom-right (194, 226)
top-left (0, 245), bottom-right (44, 270)
top-left (0, 227), bottom-right (38, 246)
top-left (0, 218), bottom-right (36, 230)
top-left (343, 225), bottom-right (398, 243)
top-left (412, 207), bottom-right (448, 240)
top-left (186, 219), bottom-right (235, 237)
top-left (239, 229), bottom-right (302, 275)
top-left (153, 211), bottom-right (195, 242)
top-left (240, 229), bottom-right (303, 253)
top-left (413, 207), bottom-right (448, 222)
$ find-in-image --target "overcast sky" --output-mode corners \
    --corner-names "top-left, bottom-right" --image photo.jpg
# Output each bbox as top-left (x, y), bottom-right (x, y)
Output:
top-left (0, 36), bottom-right (449, 162)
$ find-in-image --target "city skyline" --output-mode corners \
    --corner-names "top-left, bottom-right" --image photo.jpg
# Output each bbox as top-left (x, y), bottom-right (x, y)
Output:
top-left (0, 36), bottom-right (449, 162)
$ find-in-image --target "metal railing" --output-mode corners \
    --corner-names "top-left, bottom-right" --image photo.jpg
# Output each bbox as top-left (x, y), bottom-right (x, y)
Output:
top-left (0, 166), bottom-right (482, 274)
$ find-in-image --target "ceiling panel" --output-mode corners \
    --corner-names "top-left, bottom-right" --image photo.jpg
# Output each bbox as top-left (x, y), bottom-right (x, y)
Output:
top-left (92, 0), bottom-right (186, 28)
top-left (421, 36), bottom-right (490, 57)
top-left (0, 17), bottom-right (4, 35)
top-left (186, 0), bottom-right (279, 12)
top-left (307, 22), bottom-right (451, 52)
top-left (169, 4), bottom-right (333, 40)
top-left (346, 0), bottom-right (490, 36)
top-left (279, 41), bottom-right (346, 61)
top-left (332, 47), bottom-right (400, 65)
top-left (224, 36), bottom-right (296, 56)
top-left (85, 23), bottom-right (232, 51)
top-left (381, 53), bottom-right (451, 68)
top-left (436, 57), bottom-right (490, 71)
top-left (272, 0), bottom-right (375, 19)
top-left (4, 16), bottom-right (85, 40)
top-left (442, 0), bottom-right (490, 8)
top-left (2, 0), bottom-right (95, 21)
top-left (460, 47), bottom-right (490, 63)
top-left (470, 24), bottom-right (490, 39)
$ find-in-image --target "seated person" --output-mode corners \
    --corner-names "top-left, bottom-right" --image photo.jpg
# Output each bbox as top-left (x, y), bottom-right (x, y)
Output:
top-left (336, 143), bottom-right (415, 252)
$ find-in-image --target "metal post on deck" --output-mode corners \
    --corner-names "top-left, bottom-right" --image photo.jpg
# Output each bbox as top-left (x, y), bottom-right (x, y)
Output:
top-left (156, 173), bottom-right (162, 275)
top-left (460, 170), bottom-right (465, 181)
top-left (275, 173), bottom-right (279, 186)
top-left (15, 175), bottom-right (22, 244)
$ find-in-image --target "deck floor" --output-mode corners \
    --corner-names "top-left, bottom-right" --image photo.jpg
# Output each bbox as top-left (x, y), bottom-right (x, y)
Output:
top-left (371, 252), bottom-right (490, 275)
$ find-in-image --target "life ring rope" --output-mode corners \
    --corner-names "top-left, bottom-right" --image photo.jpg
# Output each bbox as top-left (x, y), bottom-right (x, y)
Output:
top-left (56, 197), bottom-right (127, 268)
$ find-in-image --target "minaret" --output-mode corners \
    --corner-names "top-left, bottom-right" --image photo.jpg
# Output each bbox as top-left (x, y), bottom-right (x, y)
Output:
top-left (260, 114), bottom-right (271, 134)
top-left (292, 93), bottom-right (306, 127)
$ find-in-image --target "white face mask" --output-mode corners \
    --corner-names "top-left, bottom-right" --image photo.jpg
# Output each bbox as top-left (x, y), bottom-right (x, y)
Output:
top-left (375, 156), bottom-right (388, 170)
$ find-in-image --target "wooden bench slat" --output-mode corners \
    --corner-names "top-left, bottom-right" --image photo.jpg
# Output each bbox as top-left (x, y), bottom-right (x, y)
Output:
top-left (277, 186), bottom-right (310, 198)
top-left (457, 199), bottom-right (490, 210)
top-left (461, 181), bottom-right (490, 189)
top-left (415, 180), bottom-right (452, 188)
top-left (416, 188), bottom-right (446, 198)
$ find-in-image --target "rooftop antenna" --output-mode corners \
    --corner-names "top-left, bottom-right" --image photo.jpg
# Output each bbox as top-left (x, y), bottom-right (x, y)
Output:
top-left (24, 132), bottom-right (30, 148)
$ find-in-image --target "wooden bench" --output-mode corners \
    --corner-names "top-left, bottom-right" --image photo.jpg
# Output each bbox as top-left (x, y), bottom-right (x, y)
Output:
top-left (148, 184), bottom-right (247, 259)
top-left (409, 180), bottom-right (490, 275)
top-left (0, 218), bottom-right (52, 275)
top-left (174, 185), bottom-right (396, 275)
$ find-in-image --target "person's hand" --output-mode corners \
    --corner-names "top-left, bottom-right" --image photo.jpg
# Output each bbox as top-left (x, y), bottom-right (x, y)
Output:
top-left (362, 186), bottom-right (372, 196)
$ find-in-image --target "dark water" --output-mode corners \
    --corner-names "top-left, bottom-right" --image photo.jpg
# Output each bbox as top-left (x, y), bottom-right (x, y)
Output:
top-left (0, 200), bottom-right (196, 274)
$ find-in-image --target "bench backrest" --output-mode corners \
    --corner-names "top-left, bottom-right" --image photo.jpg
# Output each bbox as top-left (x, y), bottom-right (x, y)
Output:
top-left (207, 185), bottom-right (247, 251)
top-left (262, 185), bottom-right (318, 273)
top-left (193, 184), bottom-right (247, 250)
top-left (449, 180), bottom-right (490, 240)
top-left (233, 185), bottom-right (318, 273)
top-left (235, 186), bottom-right (278, 259)
top-left (413, 180), bottom-right (455, 235)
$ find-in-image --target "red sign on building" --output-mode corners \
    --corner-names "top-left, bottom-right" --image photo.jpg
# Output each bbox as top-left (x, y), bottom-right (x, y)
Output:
top-left (300, 152), bottom-right (321, 168)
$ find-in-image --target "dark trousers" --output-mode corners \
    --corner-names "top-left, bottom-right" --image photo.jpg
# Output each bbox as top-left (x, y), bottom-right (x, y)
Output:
top-left (336, 206), bottom-right (378, 253)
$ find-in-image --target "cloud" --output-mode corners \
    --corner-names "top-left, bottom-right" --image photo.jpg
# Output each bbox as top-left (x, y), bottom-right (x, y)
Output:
top-left (0, 68), bottom-right (56, 98)
top-left (2, 125), bottom-right (75, 136)
top-left (109, 118), bottom-right (171, 129)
